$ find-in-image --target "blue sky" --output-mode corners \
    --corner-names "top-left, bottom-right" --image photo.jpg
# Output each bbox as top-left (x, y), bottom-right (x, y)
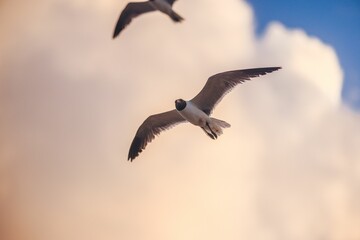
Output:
top-left (249, 0), bottom-right (360, 108)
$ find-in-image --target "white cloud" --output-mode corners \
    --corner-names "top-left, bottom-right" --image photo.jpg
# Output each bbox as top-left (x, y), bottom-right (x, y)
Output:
top-left (0, 0), bottom-right (359, 240)
top-left (255, 22), bottom-right (343, 105)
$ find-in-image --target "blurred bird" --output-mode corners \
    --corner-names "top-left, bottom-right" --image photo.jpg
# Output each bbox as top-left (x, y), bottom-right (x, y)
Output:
top-left (128, 67), bottom-right (281, 161)
top-left (113, 0), bottom-right (184, 38)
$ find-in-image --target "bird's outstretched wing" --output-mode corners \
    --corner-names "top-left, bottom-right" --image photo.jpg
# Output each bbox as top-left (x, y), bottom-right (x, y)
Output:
top-left (165, 0), bottom-right (178, 6)
top-left (128, 110), bottom-right (186, 161)
top-left (113, 2), bottom-right (156, 38)
top-left (191, 67), bottom-right (281, 115)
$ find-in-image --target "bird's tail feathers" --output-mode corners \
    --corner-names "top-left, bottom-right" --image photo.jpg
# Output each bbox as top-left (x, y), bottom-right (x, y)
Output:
top-left (209, 118), bottom-right (231, 136)
top-left (169, 10), bottom-right (184, 22)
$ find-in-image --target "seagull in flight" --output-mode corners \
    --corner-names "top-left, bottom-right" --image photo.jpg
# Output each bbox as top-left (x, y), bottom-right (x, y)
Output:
top-left (128, 67), bottom-right (281, 161)
top-left (113, 0), bottom-right (184, 38)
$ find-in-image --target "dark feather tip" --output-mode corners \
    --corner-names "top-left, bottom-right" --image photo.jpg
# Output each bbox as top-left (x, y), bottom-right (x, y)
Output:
top-left (128, 136), bottom-right (142, 161)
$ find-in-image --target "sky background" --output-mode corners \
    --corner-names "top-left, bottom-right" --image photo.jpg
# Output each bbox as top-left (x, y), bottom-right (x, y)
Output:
top-left (250, 0), bottom-right (360, 108)
top-left (0, 0), bottom-right (360, 240)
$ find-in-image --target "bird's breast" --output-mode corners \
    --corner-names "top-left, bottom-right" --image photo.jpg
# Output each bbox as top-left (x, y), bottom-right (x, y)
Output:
top-left (177, 102), bottom-right (209, 127)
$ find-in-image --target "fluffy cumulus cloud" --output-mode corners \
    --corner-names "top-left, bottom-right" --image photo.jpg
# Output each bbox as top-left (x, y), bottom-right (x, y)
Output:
top-left (0, 0), bottom-right (359, 239)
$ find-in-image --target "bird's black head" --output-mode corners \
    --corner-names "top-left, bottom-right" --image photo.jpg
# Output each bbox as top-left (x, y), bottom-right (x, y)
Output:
top-left (175, 99), bottom-right (186, 111)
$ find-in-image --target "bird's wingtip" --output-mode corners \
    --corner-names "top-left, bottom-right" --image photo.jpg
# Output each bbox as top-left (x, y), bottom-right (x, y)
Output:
top-left (128, 151), bottom-right (137, 161)
top-left (113, 27), bottom-right (122, 39)
top-left (128, 136), bottom-right (143, 162)
top-left (127, 155), bottom-right (135, 162)
top-left (268, 66), bottom-right (282, 72)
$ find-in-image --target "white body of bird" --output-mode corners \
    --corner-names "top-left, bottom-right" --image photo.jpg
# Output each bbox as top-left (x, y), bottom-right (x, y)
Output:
top-left (177, 101), bottom-right (230, 137)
